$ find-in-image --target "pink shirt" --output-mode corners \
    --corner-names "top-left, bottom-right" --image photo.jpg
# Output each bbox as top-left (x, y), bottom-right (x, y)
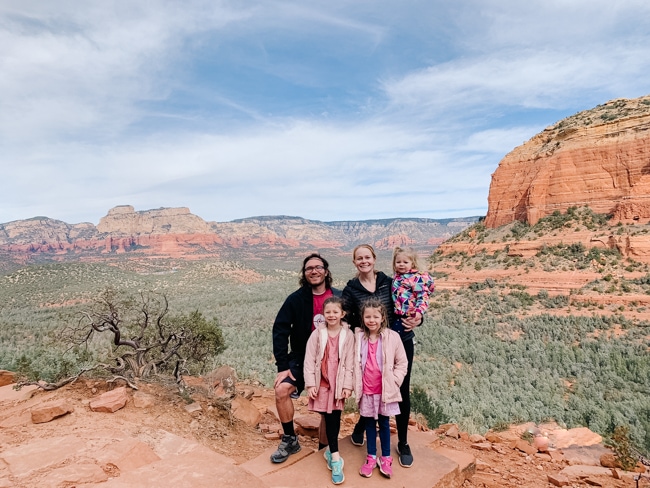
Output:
top-left (362, 340), bottom-right (382, 395)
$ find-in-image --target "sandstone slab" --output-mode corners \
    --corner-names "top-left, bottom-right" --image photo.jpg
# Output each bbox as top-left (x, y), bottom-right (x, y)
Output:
top-left (100, 444), bottom-right (263, 488)
top-left (89, 386), bottom-right (129, 413)
top-left (552, 426), bottom-right (603, 449)
top-left (560, 464), bottom-right (614, 479)
top-left (514, 439), bottom-right (537, 456)
top-left (562, 444), bottom-right (610, 466)
top-left (547, 473), bottom-right (571, 486)
top-left (91, 437), bottom-right (161, 472)
top-left (294, 413), bottom-right (320, 437)
top-left (31, 399), bottom-right (74, 423)
top-left (44, 462), bottom-right (108, 487)
top-left (244, 431), bottom-right (471, 488)
top-left (0, 383), bottom-right (39, 404)
top-left (231, 395), bottom-right (261, 427)
top-left (0, 435), bottom-right (86, 477)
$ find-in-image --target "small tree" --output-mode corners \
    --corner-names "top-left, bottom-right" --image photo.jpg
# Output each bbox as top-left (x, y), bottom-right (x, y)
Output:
top-left (608, 425), bottom-right (637, 471)
top-left (411, 386), bottom-right (450, 429)
top-left (19, 289), bottom-right (226, 390)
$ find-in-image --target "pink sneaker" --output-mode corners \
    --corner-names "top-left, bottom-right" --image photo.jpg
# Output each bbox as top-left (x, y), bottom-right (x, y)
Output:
top-left (378, 455), bottom-right (393, 478)
top-left (359, 455), bottom-right (376, 478)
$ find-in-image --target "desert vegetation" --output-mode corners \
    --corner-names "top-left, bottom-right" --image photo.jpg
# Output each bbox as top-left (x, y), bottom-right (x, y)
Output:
top-left (0, 243), bottom-right (648, 457)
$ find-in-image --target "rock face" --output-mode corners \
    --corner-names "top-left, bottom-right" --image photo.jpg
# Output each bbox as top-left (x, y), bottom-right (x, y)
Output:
top-left (485, 95), bottom-right (650, 228)
top-left (0, 207), bottom-right (478, 264)
top-left (97, 205), bottom-right (211, 235)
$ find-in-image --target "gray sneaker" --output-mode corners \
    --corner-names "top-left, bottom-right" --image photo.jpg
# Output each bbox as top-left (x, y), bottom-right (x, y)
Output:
top-left (270, 434), bottom-right (301, 463)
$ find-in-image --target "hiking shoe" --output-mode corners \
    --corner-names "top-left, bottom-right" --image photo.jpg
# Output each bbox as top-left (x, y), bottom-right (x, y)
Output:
top-left (359, 455), bottom-right (376, 477)
top-left (378, 455), bottom-right (393, 478)
top-left (331, 457), bottom-right (344, 485)
top-left (323, 448), bottom-right (332, 470)
top-left (397, 441), bottom-right (413, 467)
top-left (270, 434), bottom-right (301, 463)
top-left (350, 430), bottom-right (365, 446)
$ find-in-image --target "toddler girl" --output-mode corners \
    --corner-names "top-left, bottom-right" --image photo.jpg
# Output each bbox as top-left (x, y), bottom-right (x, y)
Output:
top-left (303, 296), bottom-right (354, 485)
top-left (354, 298), bottom-right (408, 479)
top-left (391, 246), bottom-right (434, 336)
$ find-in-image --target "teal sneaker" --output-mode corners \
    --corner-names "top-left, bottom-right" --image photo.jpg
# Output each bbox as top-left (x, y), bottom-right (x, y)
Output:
top-left (323, 448), bottom-right (332, 470)
top-left (331, 457), bottom-right (345, 485)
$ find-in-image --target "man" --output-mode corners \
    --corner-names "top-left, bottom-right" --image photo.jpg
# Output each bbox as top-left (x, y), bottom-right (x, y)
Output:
top-left (270, 253), bottom-right (341, 463)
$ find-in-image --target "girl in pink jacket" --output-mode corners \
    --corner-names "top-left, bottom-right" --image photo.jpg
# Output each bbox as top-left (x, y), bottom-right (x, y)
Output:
top-left (303, 296), bottom-right (354, 485)
top-left (354, 298), bottom-right (408, 479)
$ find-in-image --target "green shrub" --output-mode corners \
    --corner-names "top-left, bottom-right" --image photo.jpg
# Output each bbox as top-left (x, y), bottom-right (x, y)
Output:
top-left (411, 386), bottom-right (450, 429)
top-left (606, 426), bottom-right (637, 471)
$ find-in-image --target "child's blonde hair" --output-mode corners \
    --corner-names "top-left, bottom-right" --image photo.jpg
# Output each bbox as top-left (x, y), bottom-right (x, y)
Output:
top-left (392, 246), bottom-right (419, 272)
top-left (360, 298), bottom-right (389, 338)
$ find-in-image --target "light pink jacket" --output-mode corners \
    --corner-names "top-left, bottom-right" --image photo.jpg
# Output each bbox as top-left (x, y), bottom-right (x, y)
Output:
top-left (303, 324), bottom-right (355, 398)
top-left (353, 328), bottom-right (408, 406)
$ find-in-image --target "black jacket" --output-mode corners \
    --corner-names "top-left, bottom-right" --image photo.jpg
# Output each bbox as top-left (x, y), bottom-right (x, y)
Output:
top-left (342, 271), bottom-right (402, 332)
top-left (272, 286), bottom-right (342, 372)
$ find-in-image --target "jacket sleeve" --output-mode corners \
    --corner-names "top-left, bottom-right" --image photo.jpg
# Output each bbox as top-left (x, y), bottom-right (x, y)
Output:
top-left (272, 295), bottom-right (294, 372)
top-left (341, 330), bottom-right (355, 392)
top-left (413, 272), bottom-right (435, 315)
top-left (392, 333), bottom-right (408, 387)
top-left (303, 330), bottom-right (319, 389)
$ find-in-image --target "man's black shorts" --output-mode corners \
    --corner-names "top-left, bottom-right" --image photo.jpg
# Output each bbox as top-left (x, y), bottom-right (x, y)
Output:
top-left (282, 358), bottom-right (305, 398)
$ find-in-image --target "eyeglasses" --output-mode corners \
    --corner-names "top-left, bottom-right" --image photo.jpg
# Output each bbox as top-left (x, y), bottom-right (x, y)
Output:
top-left (305, 265), bottom-right (325, 272)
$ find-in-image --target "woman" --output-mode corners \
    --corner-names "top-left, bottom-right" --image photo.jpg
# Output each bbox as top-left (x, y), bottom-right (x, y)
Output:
top-left (342, 244), bottom-right (421, 468)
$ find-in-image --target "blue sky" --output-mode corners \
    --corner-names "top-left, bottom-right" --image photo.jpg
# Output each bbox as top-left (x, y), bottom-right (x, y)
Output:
top-left (2, 1), bottom-right (650, 225)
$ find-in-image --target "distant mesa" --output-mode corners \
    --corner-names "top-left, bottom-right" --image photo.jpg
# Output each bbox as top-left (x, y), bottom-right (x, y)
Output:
top-left (0, 206), bottom-right (478, 264)
top-left (485, 95), bottom-right (650, 228)
top-left (97, 205), bottom-right (210, 235)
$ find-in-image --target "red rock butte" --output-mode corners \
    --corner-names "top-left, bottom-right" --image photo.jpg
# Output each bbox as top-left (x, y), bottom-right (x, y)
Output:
top-left (485, 95), bottom-right (650, 228)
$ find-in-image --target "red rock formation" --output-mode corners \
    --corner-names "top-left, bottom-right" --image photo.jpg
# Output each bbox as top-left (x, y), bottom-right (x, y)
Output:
top-left (97, 205), bottom-right (211, 234)
top-left (485, 96), bottom-right (650, 228)
top-left (0, 207), bottom-right (477, 263)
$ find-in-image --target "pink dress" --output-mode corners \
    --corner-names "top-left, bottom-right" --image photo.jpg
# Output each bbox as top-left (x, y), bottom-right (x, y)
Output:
top-left (359, 338), bottom-right (400, 419)
top-left (308, 334), bottom-right (345, 413)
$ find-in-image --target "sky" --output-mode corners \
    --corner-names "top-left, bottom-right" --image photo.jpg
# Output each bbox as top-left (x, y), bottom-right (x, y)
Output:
top-left (2, 1), bottom-right (650, 225)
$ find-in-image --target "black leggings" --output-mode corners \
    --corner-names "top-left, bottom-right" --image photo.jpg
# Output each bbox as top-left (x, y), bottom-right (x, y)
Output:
top-left (323, 410), bottom-right (342, 453)
top-left (395, 337), bottom-right (414, 445)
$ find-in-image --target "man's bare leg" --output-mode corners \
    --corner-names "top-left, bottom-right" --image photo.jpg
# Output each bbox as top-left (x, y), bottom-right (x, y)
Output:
top-left (270, 381), bottom-right (301, 463)
top-left (275, 381), bottom-right (296, 425)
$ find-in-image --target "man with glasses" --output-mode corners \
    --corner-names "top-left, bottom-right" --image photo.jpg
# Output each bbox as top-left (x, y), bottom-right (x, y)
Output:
top-left (270, 253), bottom-right (342, 463)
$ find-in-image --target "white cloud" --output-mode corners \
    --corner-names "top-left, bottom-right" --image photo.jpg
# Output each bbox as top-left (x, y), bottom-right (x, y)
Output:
top-left (1, 118), bottom-right (492, 223)
top-left (2, 1), bottom-right (650, 225)
top-left (382, 47), bottom-right (650, 117)
top-left (0, 1), bottom-right (250, 141)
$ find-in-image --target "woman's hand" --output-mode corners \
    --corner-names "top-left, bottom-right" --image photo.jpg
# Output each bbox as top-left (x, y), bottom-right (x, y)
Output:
top-left (402, 312), bottom-right (422, 331)
top-left (341, 388), bottom-right (352, 399)
top-left (307, 386), bottom-right (318, 400)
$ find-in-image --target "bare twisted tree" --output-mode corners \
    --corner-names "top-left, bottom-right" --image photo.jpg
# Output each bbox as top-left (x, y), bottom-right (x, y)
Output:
top-left (19, 288), bottom-right (226, 391)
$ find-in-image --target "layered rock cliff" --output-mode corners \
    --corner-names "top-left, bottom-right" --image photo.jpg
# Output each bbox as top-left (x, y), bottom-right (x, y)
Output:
top-left (97, 205), bottom-right (211, 235)
top-left (0, 206), bottom-right (477, 263)
top-left (485, 95), bottom-right (650, 228)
